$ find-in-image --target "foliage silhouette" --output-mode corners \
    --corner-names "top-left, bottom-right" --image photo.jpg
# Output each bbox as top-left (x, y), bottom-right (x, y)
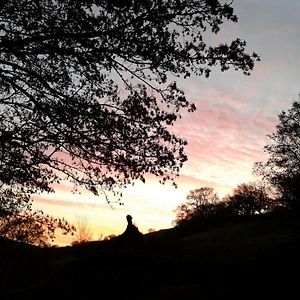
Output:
top-left (0, 0), bottom-right (259, 202)
top-left (255, 101), bottom-right (300, 210)
top-left (173, 182), bottom-right (280, 232)
top-left (174, 187), bottom-right (220, 226)
top-left (223, 182), bottom-right (275, 216)
top-left (0, 187), bottom-right (75, 246)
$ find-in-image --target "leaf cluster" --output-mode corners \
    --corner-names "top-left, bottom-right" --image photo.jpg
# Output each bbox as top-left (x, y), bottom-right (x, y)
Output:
top-left (0, 185), bottom-right (75, 246)
top-left (0, 0), bottom-right (259, 199)
top-left (254, 101), bottom-right (300, 209)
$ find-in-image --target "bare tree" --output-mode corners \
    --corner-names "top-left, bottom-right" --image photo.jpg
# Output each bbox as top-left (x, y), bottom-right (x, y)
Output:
top-left (72, 215), bottom-right (93, 245)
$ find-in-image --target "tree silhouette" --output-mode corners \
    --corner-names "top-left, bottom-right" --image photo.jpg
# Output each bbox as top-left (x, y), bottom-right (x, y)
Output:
top-left (255, 101), bottom-right (300, 210)
top-left (72, 215), bottom-right (93, 245)
top-left (223, 182), bottom-right (274, 216)
top-left (0, 0), bottom-right (259, 200)
top-left (174, 187), bottom-right (220, 225)
top-left (0, 186), bottom-right (75, 246)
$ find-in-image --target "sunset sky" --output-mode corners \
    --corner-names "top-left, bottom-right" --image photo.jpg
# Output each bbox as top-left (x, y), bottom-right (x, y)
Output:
top-left (33, 0), bottom-right (300, 245)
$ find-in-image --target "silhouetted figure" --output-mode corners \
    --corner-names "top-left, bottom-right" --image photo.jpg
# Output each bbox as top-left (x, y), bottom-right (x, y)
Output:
top-left (120, 215), bottom-right (144, 250)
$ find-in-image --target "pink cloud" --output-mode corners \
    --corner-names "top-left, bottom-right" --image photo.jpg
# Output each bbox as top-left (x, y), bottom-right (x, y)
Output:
top-left (33, 195), bottom-right (108, 210)
top-left (169, 91), bottom-right (278, 194)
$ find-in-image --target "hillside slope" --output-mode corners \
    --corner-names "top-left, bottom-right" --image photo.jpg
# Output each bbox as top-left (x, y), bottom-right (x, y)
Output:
top-left (1, 213), bottom-right (299, 299)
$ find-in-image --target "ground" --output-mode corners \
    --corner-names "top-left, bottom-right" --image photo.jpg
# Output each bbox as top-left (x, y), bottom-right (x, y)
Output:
top-left (0, 212), bottom-right (299, 299)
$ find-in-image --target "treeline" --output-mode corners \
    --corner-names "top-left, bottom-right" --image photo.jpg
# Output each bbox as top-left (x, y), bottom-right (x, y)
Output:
top-left (174, 99), bottom-right (300, 230)
top-left (173, 183), bottom-right (284, 231)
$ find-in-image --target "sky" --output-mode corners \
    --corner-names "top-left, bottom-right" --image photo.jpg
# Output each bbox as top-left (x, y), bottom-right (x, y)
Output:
top-left (33, 0), bottom-right (300, 245)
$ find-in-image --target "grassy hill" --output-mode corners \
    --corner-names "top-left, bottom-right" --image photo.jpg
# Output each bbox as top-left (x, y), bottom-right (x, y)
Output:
top-left (1, 212), bottom-right (299, 299)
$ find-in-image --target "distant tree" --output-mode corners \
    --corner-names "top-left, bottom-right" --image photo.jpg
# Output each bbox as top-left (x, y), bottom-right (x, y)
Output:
top-left (255, 101), bottom-right (300, 210)
top-left (0, 187), bottom-right (75, 246)
top-left (72, 215), bottom-right (93, 245)
top-left (223, 182), bottom-right (274, 216)
top-left (0, 0), bottom-right (259, 202)
top-left (174, 187), bottom-right (220, 225)
top-left (1, 210), bottom-right (74, 247)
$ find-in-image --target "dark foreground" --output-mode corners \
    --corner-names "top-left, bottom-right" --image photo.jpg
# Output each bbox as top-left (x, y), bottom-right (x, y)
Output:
top-left (1, 212), bottom-right (299, 299)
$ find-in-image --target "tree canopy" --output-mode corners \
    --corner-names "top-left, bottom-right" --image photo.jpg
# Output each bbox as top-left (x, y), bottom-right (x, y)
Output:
top-left (0, 0), bottom-right (259, 200)
top-left (255, 101), bottom-right (300, 210)
top-left (174, 181), bottom-right (279, 227)
top-left (223, 182), bottom-right (274, 216)
top-left (0, 187), bottom-right (74, 246)
top-left (174, 187), bottom-right (220, 225)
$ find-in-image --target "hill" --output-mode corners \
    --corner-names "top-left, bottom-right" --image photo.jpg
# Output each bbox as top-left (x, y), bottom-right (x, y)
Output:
top-left (1, 212), bottom-right (299, 299)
